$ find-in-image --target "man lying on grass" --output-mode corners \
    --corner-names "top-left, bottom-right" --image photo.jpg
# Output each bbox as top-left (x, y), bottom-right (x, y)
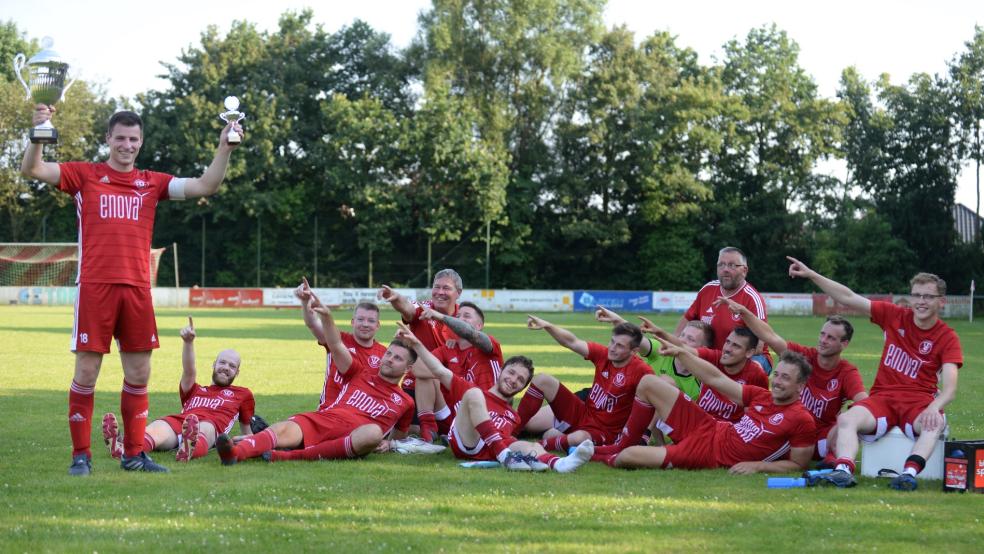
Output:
top-left (215, 303), bottom-right (414, 464)
top-left (593, 342), bottom-right (816, 474)
top-left (395, 322), bottom-right (594, 472)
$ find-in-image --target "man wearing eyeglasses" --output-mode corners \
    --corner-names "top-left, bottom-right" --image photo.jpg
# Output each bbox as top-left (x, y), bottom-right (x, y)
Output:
top-left (786, 257), bottom-right (963, 491)
top-left (676, 247), bottom-right (772, 372)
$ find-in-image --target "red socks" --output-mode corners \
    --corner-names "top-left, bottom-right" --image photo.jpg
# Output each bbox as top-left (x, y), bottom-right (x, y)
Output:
top-left (192, 435), bottom-right (209, 459)
top-left (515, 386), bottom-right (545, 434)
top-left (475, 420), bottom-right (511, 459)
top-left (835, 457), bottom-right (856, 474)
top-left (418, 411), bottom-right (438, 442)
top-left (540, 435), bottom-right (569, 452)
top-left (68, 381), bottom-right (95, 457)
top-left (234, 428), bottom-right (278, 461)
top-left (120, 381), bottom-right (149, 457)
top-left (593, 398), bottom-right (656, 457)
top-left (273, 434), bottom-right (355, 461)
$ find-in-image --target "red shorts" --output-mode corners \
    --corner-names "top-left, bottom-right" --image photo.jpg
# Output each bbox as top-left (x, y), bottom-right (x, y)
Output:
top-left (73, 283), bottom-right (159, 353)
top-left (290, 411), bottom-right (353, 446)
top-left (853, 392), bottom-right (941, 441)
top-left (448, 421), bottom-right (495, 461)
top-left (661, 391), bottom-right (719, 469)
top-left (549, 383), bottom-right (619, 445)
top-left (160, 414), bottom-right (230, 435)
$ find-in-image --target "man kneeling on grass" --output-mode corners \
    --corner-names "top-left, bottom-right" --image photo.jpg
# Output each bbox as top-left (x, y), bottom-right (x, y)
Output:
top-left (215, 305), bottom-right (415, 464)
top-left (395, 322), bottom-right (594, 472)
top-left (593, 342), bottom-right (816, 474)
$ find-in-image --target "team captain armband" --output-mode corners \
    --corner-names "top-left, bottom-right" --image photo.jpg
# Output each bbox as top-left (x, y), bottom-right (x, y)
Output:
top-left (168, 178), bottom-right (189, 200)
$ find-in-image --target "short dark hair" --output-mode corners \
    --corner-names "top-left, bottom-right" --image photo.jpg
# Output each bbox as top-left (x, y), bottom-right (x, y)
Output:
top-left (354, 302), bottom-right (380, 315)
top-left (780, 350), bottom-right (812, 383)
top-left (684, 320), bottom-right (714, 347)
top-left (107, 111), bottom-right (143, 134)
top-left (388, 339), bottom-right (417, 363)
top-left (732, 327), bottom-right (759, 351)
top-left (612, 322), bottom-right (643, 348)
top-left (824, 315), bottom-right (854, 342)
top-left (459, 301), bottom-right (485, 323)
top-left (503, 355), bottom-right (534, 386)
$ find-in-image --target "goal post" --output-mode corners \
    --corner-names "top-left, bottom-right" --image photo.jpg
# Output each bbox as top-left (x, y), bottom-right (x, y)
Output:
top-left (0, 243), bottom-right (167, 287)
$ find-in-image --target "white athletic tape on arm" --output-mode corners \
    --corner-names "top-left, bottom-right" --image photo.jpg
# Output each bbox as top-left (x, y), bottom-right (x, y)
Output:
top-left (168, 177), bottom-right (188, 201)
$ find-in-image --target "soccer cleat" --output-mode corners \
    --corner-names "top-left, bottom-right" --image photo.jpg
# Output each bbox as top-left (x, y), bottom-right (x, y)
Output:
top-left (260, 451), bottom-right (273, 463)
top-left (68, 454), bottom-right (92, 476)
top-left (215, 434), bottom-right (238, 466)
top-left (392, 436), bottom-right (447, 455)
top-left (250, 414), bottom-right (269, 434)
top-left (175, 414), bottom-right (200, 462)
top-left (817, 469), bottom-right (857, 488)
top-left (889, 473), bottom-right (918, 491)
top-left (121, 452), bottom-right (170, 473)
top-left (101, 413), bottom-right (123, 459)
top-left (502, 450), bottom-right (533, 471)
top-left (802, 469), bottom-right (834, 486)
top-left (554, 440), bottom-right (595, 473)
top-left (522, 454), bottom-right (550, 472)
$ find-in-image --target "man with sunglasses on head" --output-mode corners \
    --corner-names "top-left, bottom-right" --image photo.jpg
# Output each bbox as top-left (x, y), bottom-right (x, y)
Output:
top-left (786, 257), bottom-right (963, 491)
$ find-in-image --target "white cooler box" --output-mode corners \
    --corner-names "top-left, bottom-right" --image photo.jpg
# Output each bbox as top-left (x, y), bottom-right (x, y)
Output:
top-left (860, 426), bottom-right (946, 480)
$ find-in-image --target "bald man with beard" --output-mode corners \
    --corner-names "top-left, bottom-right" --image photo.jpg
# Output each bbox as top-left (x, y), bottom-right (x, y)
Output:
top-left (101, 317), bottom-right (256, 466)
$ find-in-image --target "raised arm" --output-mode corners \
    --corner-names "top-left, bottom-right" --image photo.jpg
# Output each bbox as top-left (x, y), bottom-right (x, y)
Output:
top-left (312, 305), bottom-right (352, 374)
top-left (656, 338), bottom-right (742, 404)
top-left (295, 277), bottom-right (328, 344)
top-left (714, 296), bottom-right (788, 354)
top-left (378, 285), bottom-right (417, 322)
top-left (787, 256), bottom-right (870, 316)
top-left (598, 307), bottom-right (655, 356)
top-left (395, 322), bottom-right (453, 389)
top-left (639, 316), bottom-right (693, 356)
top-left (527, 314), bottom-right (589, 358)
top-left (182, 121), bottom-right (242, 198)
top-left (20, 105), bottom-right (62, 185)
top-left (179, 316), bottom-right (197, 393)
top-left (423, 307), bottom-right (494, 353)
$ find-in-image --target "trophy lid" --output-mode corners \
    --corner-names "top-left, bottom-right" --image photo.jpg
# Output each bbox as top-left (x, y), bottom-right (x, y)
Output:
top-left (27, 37), bottom-right (67, 65)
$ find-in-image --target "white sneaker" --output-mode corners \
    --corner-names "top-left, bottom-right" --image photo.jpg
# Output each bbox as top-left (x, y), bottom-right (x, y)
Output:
top-left (554, 440), bottom-right (594, 473)
top-left (501, 450), bottom-right (533, 471)
top-left (392, 437), bottom-right (446, 454)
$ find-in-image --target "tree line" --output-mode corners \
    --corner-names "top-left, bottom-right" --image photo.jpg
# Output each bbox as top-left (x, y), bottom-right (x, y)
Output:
top-left (2, 2), bottom-right (983, 293)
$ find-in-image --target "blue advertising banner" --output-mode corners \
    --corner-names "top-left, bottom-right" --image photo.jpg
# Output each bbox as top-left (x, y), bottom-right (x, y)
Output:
top-left (573, 290), bottom-right (653, 312)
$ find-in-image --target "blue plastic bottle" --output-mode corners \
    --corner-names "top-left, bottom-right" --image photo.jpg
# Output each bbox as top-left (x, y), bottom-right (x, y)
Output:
top-left (767, 477), bottom-right (807, 488)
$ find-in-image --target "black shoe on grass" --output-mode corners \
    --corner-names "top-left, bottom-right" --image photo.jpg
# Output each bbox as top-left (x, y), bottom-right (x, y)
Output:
top-left (68, 454), bottom-right (92, 476)
top-left (121, 452), bottom-right (169, 473)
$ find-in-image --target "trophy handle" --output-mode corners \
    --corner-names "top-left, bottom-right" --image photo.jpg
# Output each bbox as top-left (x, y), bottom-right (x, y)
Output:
top-left (60, 75), bottom-right (78, 103)
top-left (12, 53), bottom-right (31, 100)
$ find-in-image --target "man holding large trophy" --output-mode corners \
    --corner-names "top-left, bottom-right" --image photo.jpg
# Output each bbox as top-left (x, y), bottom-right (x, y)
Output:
top-left (18, 38), bottom-right (246, 476)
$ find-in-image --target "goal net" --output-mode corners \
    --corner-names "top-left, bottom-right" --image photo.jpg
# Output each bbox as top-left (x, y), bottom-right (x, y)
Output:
top-left (0, 243), bottom-right (166, 287)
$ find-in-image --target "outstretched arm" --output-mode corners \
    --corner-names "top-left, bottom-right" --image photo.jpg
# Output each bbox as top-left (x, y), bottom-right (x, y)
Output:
top-left (597, 307), bottom-right (656, 356)
top-left (729, 446), bottom-right (813, 474)
top-left (656, 338), bottom-right (742, 404)
top-left (787, 256), bottom-right (870, 316)
top-left (423, 307), bottom-right (494, 353)
top-left (395, 322), bottom-right (453, 389)
top-left (179, 316), bottom-right (197, 393)
top-left (378, 285), bottom-right (417, 322)
top-left (715, 296), bottom-right (788, 354)
top-left (182, 121), bottom-right (242, 198)
top-left (313, 305), bottom-right (353, 374)
top-left (639, 316), bottom-right (694, 356)
top-left (527, 314), bottom-right (590, 358)
top-left (20, 105), bottom-right (61, 185)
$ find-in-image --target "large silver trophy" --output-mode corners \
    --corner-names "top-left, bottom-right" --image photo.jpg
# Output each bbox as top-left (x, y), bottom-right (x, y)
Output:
top-left (219, 96), bottom-right (246, 144)
top-left (13, 37), bottom-right (76, 144)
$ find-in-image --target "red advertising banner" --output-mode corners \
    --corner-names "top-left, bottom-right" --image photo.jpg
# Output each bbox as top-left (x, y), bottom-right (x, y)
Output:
top-left (189, 288), bottom-right (263, 308)
top-left (812, 294), bottom-right (892, 316)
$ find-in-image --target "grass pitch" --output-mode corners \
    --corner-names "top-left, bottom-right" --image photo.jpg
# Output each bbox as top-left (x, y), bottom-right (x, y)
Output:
top-left (1, 306), bottom-right (982, 553)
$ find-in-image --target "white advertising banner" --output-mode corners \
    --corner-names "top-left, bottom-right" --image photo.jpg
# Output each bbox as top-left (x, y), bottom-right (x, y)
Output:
top-left (262, 287), bottom-right (419, 307)
top-left (763, 293), bottom-right (814, 315)
top-left (459, 290), bottom-right (573, 312)
top-left (651, 291), bottom-right (697, 313)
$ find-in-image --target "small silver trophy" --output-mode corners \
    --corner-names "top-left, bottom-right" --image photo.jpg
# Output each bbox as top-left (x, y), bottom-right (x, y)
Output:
top-left (13, 37), bottom-right (76, 144)
top-left (219, 96), bottom-right (246, 144)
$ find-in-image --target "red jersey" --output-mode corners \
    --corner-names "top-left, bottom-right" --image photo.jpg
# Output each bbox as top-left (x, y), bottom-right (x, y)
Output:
top-left (685, 280), bottom-right (771, 364)
top-left (448, 375), bottom-right (521, 461)
top-left (317, 357), bottom-right (414, 435)
top-left (785, 341), bottom-right (866, 429)
top-left (319, 332), bottom-right (387, 406)
top-left (58, 162), bottom-right (175, 287)
top-left (583, 342), bottom-right (654, 433)
top-left (179, 382), bottom-right (255, 435)
top-left (868, 301), bottom-right (963, 397)
top-left (401, 301), bottom-right (460, 391)
top-left (714, 385), bottom-right (816, 466)
top-left (694, 347), bottom-right (769, 423)
top-left (433, 335), bottom-right (504, 393)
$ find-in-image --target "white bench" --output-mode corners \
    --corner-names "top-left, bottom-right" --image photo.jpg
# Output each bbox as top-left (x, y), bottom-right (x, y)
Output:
top-left (859, 426), bottom-right (946, 480)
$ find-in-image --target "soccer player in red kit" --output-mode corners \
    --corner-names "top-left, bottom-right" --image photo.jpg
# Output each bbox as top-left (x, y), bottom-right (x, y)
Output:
top-left (215, 305), bottom-right (415, 464)
top-left (294, 278), bottom-right (386, 406)
top-left (102, 317), bottom-right (254, 462)
top-left (676, 246), bottom-right (772, 372)
top-left (395, 324), bottom-right (594, 473)
top-left (412, 302), bottom-right (504, 442)
top-left (517, 316), bottom-right (654, 450)
top-left (597, 345), bottom-right (816, 474)
top-left (716, 296), bottom-right (868, 460)
top-left (21, 106), bottom-right (243, 475)
top-left (787, 258), bottom-right (963, 490)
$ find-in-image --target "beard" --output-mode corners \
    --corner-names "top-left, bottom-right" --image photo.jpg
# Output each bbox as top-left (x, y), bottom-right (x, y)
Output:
top-left (212, 371), bottom-right (233, 387)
